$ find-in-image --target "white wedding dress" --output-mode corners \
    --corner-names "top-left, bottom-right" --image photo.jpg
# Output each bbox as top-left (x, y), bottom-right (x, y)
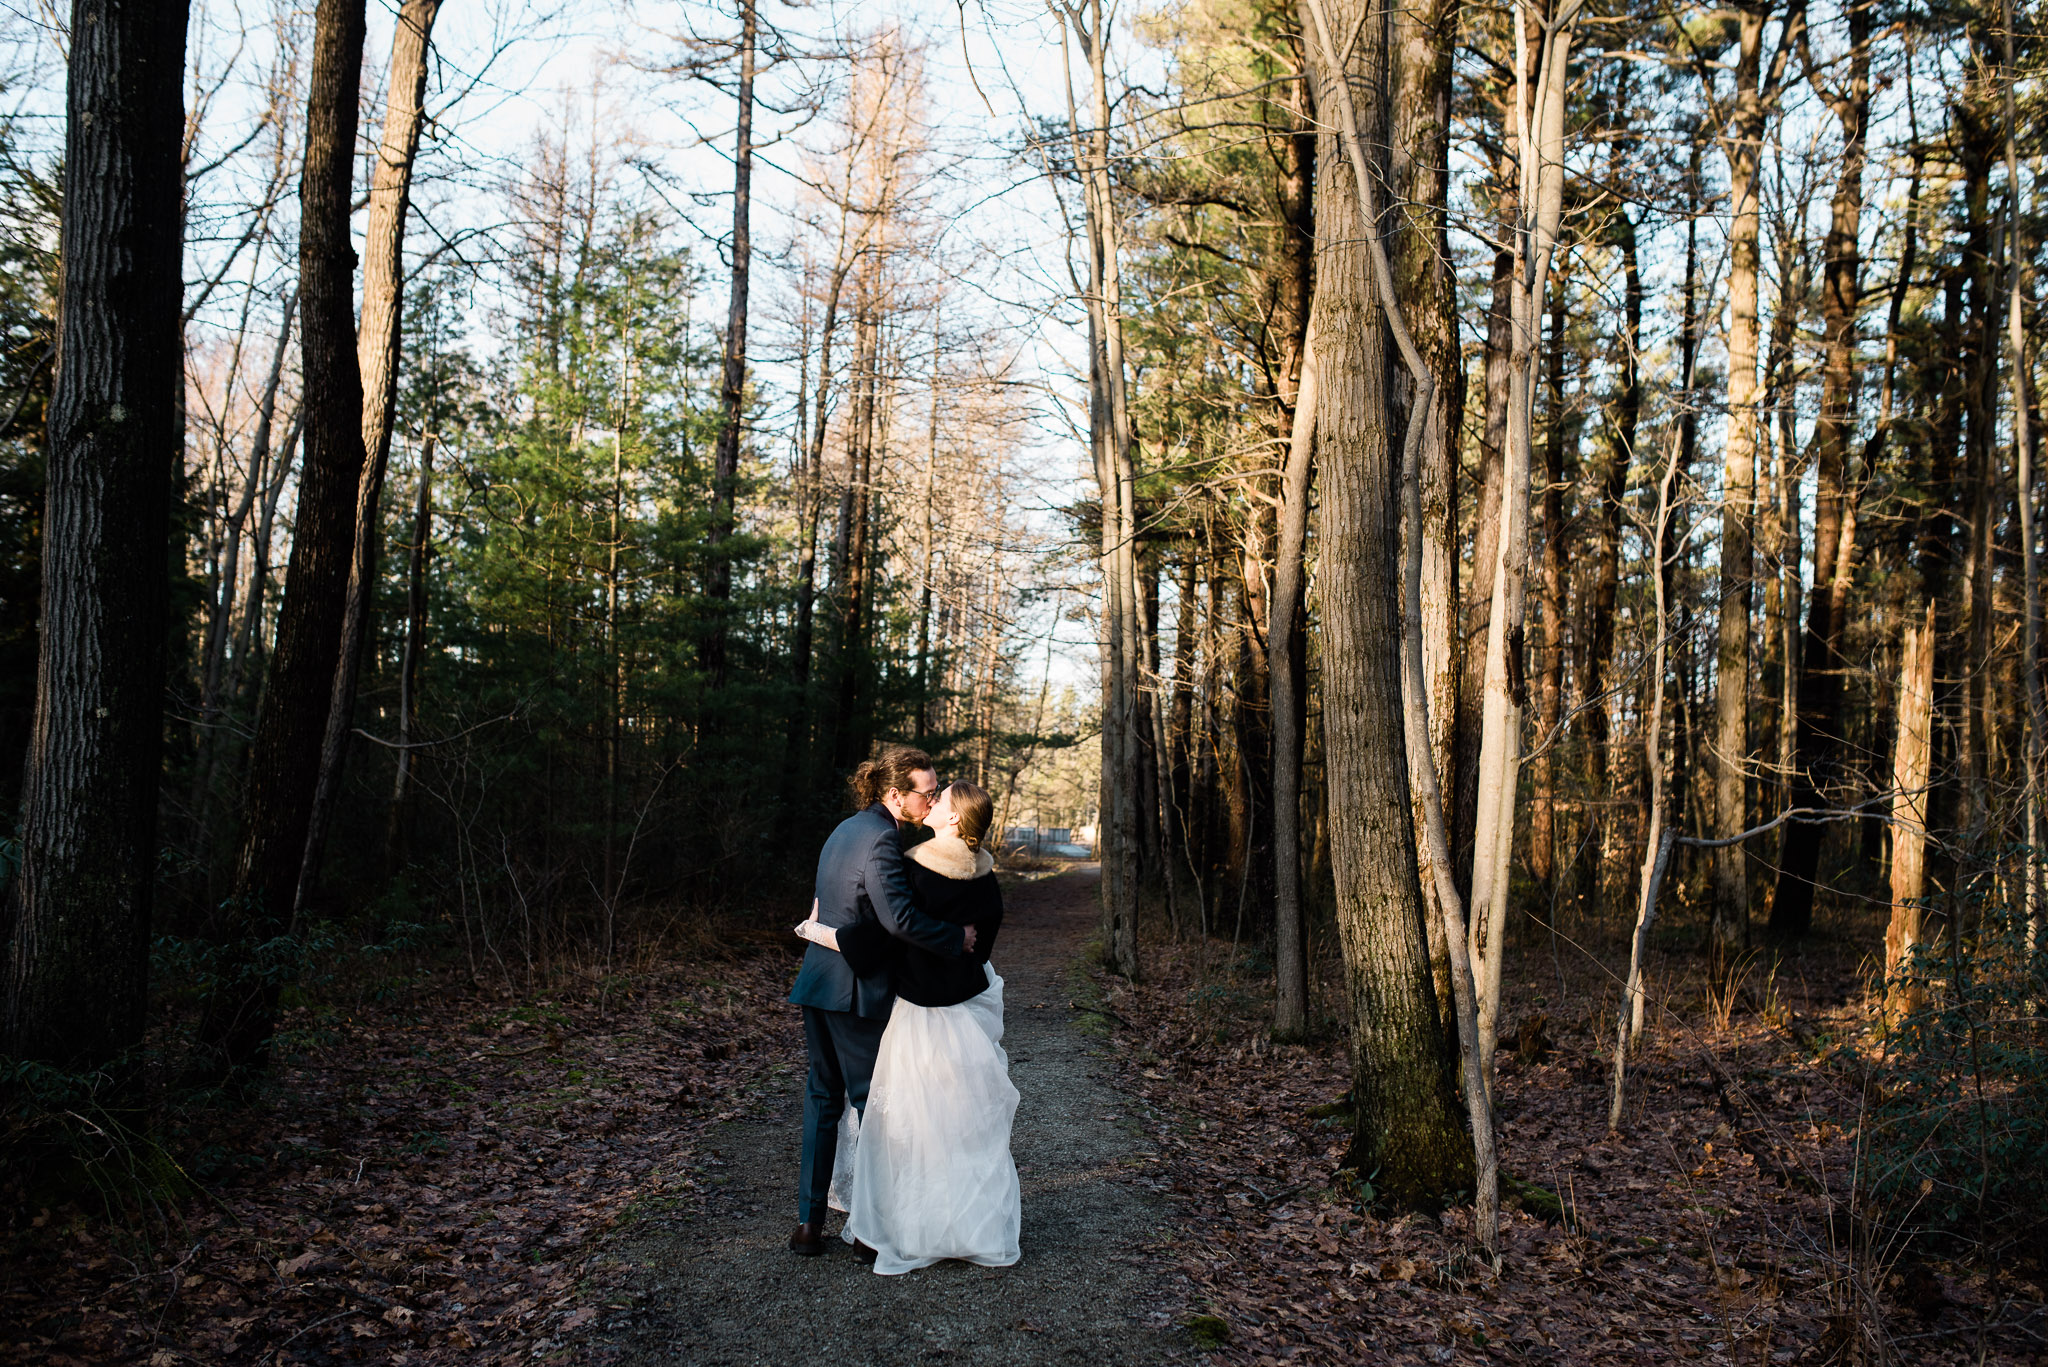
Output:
top-left (828, 965), bottom-right (1020, 1275)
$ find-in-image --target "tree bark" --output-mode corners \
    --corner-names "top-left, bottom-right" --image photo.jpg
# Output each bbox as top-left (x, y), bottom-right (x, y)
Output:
top-left (2005, 0), bottom-right (2046, 958)
top-left (1390, 0), bottom-right (1460, 1034)
top-left (704, 0), bottom-right (757, 682)
top-left (1062, 0), bottom-right (1141, 978)
top-left (1884, 599), bottom-right (1936, 1023)
top-left (1469, 0), bottom-right (1577, 1095)
top-left (3, 0), bottom-right (189, 1069)
top-left (1580, 201), bottom-right (1639, 924)
top-left (298, 0), bottom-right (440, 917)
top-left (1299, 0), bottom-right (1472, 1211)
top-left (1271, 320), bottom-right (1318, 1039)
top-left (384, 433), bottom-right (434, 871)
top-left (1710, 2), bottom-right (1778, 975)
top-left (1770, 7), bottom-right (1869, 938)
top-left (1530, 280), bottom-right (1568, 895)
top-left (197, 0), bottom-right (368, 1081)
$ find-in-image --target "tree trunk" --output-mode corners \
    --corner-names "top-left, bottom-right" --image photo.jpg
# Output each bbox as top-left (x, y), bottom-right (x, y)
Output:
top-left (1299, 0), bottom-right (1472, 1209)
top-left (1710, 3), bottom-right (1774, 976)
top-left (704, 0), bottom-right (757, 682)
top-left (192, 293), bottom-right (297, 850)
top-left (1770, 9), bottom-right (1869, 938)
top-left (1531, 281), bottom-right (1568, 896)
top-left (2, 0), bottom-right (189, 1069)
top-left (917, 320), bottom-right (940, 739)
top-left (197, 0), bottom-right (368, 1081)
top-left (298, 0), bottom-right (441, 917)
top-left (1390, 0), bottom-right (1460, 1035)
top-left (1580, 203), bottom-right (1638, 924)
top-left (832, 297), bottom-right (878, 771)
top-left (2006, 0), bottom-right (2046, 958)
top-left (384, 434), bottom-right (435, 871)
top-left (1272, 321), bottom-right (1318, 1039)
top-left (1456, 113), bottom-right (1524, 908)
top-left (1062, 0), bottom-right (1141, 978)
top-left (1469, 0), bottom-right (1576, 1095)
top-left (1884, 599), bottom-right (1936, 1023)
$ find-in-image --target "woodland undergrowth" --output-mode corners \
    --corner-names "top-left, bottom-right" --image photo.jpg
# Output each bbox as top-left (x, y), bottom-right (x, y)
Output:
top-left (1092, 908), bottom-right (2048, 1366)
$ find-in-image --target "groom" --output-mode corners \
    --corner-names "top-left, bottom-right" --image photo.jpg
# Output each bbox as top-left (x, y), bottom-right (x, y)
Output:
top-left (787, 744), bottom-right (976, 1255)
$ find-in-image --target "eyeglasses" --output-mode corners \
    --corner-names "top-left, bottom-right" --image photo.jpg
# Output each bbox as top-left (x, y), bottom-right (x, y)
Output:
top-left (910, 785), bottom-right (942, 804)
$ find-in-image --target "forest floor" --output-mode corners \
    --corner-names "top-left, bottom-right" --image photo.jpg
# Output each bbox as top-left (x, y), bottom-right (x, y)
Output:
top-left (593, 863), bottom-right (1190, 1366)
top-left (1099, 892), bottom-right (2048, 1366)
top-left (5, 868), bottom-right (2045, 1365)
top-left (0, 866), bottom-right (1194, 1366)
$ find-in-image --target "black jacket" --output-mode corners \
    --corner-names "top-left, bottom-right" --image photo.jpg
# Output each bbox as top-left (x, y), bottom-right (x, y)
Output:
top-left (836, 834), bottom-right (1003, 1008)
top-left (786, 803), bottom-right (967, 1019)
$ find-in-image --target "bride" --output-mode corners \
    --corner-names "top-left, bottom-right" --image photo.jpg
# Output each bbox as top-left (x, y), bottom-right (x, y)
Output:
top-left (795, 779), bottom-right (1020, 1275)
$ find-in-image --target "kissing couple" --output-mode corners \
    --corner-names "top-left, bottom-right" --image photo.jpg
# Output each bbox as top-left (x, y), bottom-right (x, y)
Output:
top-left (785, 744), bottom-right (1021, 1275)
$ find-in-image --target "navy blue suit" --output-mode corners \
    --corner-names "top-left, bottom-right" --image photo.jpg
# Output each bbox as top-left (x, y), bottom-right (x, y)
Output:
top-left (789, 802), bottom-right (965, 1223)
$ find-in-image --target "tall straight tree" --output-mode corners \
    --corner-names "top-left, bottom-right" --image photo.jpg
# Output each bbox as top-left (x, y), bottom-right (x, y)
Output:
top-left (1297, 0), bottom-right (1472, 1207)
top-left (1469, 0), bottom-right (1580, 1091)
top-left (1390, 0), bottom-right (1461, 1028)
top-left (197, 0), bottom-right (368, 1080)
top-left (301, 0), bottom-right (442, 914)
top-left (2, 0), bottom-right (189, 1068)
top-left (1770, 0), bottom-right (1869, 938)
top-left (1060, 0), bottom-right (1142, 979)
top-left (1691, 0), bottom-right (1804, 969)
top-left (704, 0), bottom-right (758, 683)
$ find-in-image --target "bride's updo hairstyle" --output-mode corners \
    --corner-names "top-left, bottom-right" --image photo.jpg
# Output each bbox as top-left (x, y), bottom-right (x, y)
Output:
top-left (944, 780), bottom-right (994, 850)
top-left (849, 743), bottom-right (935, 808)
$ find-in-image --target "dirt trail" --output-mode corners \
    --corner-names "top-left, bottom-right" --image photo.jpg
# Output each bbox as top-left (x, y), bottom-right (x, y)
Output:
top-left (600, 866), bottom-right (1190, 1366)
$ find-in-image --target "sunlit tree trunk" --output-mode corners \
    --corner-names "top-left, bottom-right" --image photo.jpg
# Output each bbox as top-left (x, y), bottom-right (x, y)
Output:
top-left (3, 0), bottom-right (189, 1069)
top-left (1061, 0), bottom-right (1141, 978)
top-left (1469, 0), bottom-right (1578, 1095)
top-left (1709, 2), bottom-right (1777, 975)
top-left (1884, 600), bottom-right (1936, 1023)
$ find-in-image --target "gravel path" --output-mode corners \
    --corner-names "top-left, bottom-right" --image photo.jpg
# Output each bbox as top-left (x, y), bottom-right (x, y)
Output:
top-left (598, 865), bottom-right (1191, 1366)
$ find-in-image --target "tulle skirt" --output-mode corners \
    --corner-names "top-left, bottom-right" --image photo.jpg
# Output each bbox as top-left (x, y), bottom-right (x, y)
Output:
top-left (832, 968), bottom-right (1021, 1275)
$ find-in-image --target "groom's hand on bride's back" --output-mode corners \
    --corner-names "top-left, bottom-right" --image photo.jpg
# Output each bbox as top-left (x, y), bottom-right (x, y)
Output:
top-left (962, 925), bottom-right (977, 953)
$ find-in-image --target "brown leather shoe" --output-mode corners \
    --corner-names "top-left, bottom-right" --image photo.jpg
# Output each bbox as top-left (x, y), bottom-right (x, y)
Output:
top-left (851, 1238), bottom-right (878, 1263)
top-left (789, 1222), bottom-right (828, 1256)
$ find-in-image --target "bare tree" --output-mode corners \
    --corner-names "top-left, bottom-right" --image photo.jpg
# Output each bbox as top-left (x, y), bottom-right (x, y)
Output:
top-left (1691, 0), bottom-right (1805, 969)
top-left (1058, 0), bottom-right (1142, 978)
top-left (1468, 0), bottom-right (1582, 1096)
top-left (300, 0), bottom-right (443, 915)
top-left (199, 0), bottom-right (369, 1081)
top-left (704, 0), bottom-right (758, 683)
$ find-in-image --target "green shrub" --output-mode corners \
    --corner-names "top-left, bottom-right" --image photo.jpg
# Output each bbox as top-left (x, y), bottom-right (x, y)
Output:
top-left (1867, 895), bottom-right (2048, 1257)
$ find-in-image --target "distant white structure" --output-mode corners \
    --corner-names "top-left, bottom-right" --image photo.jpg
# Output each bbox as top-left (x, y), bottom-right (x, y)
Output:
top-left (1000, 825), bottom-right (1094, 858)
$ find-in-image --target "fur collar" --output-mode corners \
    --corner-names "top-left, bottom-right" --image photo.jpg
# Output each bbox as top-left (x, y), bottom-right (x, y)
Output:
top-left (907, 832), bottom-right (993, 881)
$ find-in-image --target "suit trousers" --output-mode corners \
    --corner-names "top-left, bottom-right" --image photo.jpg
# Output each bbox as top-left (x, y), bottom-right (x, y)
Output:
top-left (797, 1005), bottom-right (889, 1224)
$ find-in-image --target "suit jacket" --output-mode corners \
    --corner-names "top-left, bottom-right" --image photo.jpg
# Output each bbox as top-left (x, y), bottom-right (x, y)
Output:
top-left (836, 834), bottom-right (1002, 1008)
top-left (788, 803), bottom-right (967, 1019)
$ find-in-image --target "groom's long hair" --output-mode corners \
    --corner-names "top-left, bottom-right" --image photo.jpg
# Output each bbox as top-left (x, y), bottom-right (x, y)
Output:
top-left (848, 744), bottom-right (934, 808)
